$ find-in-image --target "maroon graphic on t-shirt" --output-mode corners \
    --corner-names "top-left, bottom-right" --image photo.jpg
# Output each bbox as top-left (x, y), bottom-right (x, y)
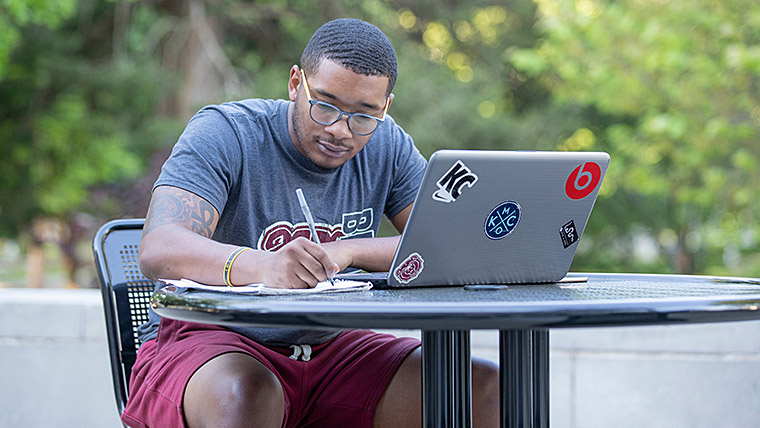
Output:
top-left (258, 221), bottom-right (344, 251)
top-left (257, 209), bottom-right (375, 252)
top-left (393, 252), bottom-right (424, 284)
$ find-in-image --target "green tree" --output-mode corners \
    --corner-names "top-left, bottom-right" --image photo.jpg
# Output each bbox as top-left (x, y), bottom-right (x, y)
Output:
top-left (0, 0), bottom-right (181, 285)
top-left (0, 1), bottom-right (181, 233)
top-left (377, 1), bottom-right (591, 157)
top-left (0, 0), bottom-right (76, 80)
top-left (511, 0), bottom-right (760, 275)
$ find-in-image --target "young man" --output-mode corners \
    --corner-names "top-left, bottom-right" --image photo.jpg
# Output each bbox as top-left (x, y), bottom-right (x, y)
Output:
top-left (124, 18), bottom-right (499, 428)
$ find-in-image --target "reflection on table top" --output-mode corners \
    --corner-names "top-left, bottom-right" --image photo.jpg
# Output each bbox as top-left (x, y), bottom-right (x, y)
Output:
top-left (151, 273), bottom-right (760, 331)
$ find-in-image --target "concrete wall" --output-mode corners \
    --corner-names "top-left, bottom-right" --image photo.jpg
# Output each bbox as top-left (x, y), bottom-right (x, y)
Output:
top-left (549, 322), bottom-right (760, 428)
top-left (1, 288), bottom-right (759, 427)
top-left (0, 288), bottom-right (122, 427)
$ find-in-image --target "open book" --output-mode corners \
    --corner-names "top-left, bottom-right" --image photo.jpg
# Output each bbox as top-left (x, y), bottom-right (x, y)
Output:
top-left (160, 278), bottom-right (373, 295)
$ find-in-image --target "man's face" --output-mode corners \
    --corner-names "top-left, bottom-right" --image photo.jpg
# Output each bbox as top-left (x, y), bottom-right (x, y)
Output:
top-left (287, 59), bottom-right (393, 169)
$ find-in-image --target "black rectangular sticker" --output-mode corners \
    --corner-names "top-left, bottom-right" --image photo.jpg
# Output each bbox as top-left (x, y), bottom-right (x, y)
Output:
top-left (559, 220), bottom-right (579, 249)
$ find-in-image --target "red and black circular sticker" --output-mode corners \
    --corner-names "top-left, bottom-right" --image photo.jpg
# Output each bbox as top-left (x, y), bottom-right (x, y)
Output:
top-left (565, 162), bottom-right (602, 200)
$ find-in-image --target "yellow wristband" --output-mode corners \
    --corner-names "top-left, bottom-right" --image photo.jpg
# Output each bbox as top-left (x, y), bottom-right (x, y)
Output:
top-left (224, 247), bottom-right (252, 287)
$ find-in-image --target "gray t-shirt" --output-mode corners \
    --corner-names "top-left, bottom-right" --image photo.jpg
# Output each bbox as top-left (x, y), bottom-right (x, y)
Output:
top-left (138, 98), bottom-right (426, 346)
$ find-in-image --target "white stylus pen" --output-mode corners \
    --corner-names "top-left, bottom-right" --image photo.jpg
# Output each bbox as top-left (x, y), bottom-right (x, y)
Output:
top-left (296, 188), bottom-right (335, 286)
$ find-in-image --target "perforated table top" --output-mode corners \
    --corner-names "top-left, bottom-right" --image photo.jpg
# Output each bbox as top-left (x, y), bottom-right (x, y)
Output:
top-left (151, 273), bottom-right (760, 330)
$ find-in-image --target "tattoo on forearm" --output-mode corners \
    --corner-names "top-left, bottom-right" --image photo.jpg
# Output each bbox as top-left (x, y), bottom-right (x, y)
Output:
top-left (144, 189), bottom-right (217, 238)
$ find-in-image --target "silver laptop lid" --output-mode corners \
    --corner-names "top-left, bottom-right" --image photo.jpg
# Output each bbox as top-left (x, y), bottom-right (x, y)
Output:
top-left (388, 150), bottom-right (610, 287)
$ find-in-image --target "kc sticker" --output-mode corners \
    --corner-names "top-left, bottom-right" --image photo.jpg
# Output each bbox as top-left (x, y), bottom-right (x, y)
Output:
top-left (393, 252), bottom-right (424, 284)
top-left (559, 220), bottom-right (579, 248)
top-left (565, 162), bottom-right (602, 200)
top-left (484, 201), bottom-right (521, 240)
top-left (433, 160), bottom-right (478, 203)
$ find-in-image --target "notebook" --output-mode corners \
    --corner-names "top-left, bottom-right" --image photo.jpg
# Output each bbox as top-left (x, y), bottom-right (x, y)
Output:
top-left (335, 150), bottom-right (610, 288)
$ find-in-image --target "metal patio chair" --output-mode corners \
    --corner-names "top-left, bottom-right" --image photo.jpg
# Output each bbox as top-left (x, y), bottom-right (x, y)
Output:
top-left (92, 218), bottom-right (155, 422)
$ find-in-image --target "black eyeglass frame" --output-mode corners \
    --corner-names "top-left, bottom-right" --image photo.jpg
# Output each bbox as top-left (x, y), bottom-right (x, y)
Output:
top-left (300, 69), bottom-right (390, 136)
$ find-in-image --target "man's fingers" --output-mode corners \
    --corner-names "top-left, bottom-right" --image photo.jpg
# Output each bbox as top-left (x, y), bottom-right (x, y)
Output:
top-left (293, 238), bottom-right (336, 280)
top-left (274, 238), bottom-right (335, 287)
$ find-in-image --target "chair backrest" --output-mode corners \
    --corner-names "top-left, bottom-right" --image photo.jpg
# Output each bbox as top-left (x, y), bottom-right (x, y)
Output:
top-left (92, 218), bottom-right (156, 417)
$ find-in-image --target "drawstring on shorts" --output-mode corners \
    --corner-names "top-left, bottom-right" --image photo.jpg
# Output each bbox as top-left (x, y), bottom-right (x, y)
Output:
top-left (289, 344), bottom-right (312, 361)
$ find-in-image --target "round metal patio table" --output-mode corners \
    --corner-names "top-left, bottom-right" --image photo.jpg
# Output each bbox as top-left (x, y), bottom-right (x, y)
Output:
top-left (151, 273), bottom-right (760, 428)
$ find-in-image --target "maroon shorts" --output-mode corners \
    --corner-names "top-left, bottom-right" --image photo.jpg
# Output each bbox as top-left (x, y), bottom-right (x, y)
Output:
top-left (121, 318), bottom-right (420, 428)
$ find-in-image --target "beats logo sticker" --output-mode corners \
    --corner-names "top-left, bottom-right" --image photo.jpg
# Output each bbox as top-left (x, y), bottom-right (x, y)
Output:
top-left (565, 162), bottom-right (601, 200)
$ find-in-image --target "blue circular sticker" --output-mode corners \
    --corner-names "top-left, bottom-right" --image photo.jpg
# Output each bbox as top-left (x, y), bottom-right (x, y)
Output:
top-left (484, 201), bottom-right (521, 240)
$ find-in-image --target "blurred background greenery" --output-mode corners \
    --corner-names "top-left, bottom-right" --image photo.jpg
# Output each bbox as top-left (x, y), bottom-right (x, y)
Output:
top-left (1, 0), bottom-right (758, 288)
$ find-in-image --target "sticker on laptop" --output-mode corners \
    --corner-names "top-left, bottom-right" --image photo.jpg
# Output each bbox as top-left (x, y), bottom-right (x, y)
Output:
top-left (484, 201), bottom-right (521, 240)
top-left (559, 220), bottom-right (579, 248)
top-left (565, 162), bottom-right (602, 200)
top-left (432, 160), bottom-right (479, 203)
top-left (393, 252), bottom-right (425, 284)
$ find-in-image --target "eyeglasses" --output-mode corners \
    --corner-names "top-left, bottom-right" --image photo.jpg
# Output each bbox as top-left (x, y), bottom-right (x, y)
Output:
top-left (300, 69), bottom-right (389, 136)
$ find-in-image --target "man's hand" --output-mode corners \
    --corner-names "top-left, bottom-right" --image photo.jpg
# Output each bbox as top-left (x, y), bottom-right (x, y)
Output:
top-left (251, 237), bottom-right (340, 289)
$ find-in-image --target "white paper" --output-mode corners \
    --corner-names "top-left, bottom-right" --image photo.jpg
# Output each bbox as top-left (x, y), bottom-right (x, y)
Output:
top-left (160, 278), bottom-right (372, 295)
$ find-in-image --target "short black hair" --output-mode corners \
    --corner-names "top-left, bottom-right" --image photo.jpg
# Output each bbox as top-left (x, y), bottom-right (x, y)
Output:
top-left (300, 18), bottom-right (398, 95)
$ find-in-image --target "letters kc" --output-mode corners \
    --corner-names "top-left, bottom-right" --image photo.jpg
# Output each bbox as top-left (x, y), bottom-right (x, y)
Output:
top-left (433, 160), bottom-right (479, 203)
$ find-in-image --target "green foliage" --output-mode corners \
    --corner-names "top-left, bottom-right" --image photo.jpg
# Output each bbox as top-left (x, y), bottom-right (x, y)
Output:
top-left (0, 0), bottom-right (76, 79)
top-left (339, 2), bottom-right (588, 157)
top-left (512, 0), bottom-right (760, 274)
top-left (0, 0), bottom-right (181, 236)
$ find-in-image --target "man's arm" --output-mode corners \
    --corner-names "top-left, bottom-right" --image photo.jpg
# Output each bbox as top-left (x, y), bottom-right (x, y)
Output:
top-left (140, 186), bottom-right (337, 288)
top-left (389, 203), bottom-right (413, 234)
top-left (139, 185), bottom-right (229, 283)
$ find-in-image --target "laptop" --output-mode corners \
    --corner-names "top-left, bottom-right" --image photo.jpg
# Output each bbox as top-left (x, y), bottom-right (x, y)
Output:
top-left (335, 150), bottom-right (610, 288)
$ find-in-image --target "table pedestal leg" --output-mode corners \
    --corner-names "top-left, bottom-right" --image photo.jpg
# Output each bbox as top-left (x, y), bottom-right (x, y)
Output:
top-left (422, 330), bottom-right (473, 428)
top-left (423, 330), bottom-right (451, 428)
top-left (499, 329), bottom-right (550, 428)
top-left (453, 330), bottom-right (472, 427)
top-left (533, 330), bottom-right (549, 428)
